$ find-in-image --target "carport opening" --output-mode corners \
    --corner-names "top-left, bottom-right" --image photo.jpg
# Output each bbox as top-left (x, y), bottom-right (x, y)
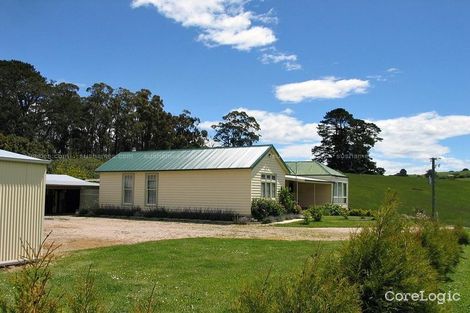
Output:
top-left (45, 188), bottom-right (80, 215)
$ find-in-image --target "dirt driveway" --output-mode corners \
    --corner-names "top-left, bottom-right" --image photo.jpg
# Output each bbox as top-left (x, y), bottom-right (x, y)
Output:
top-left (44, 216), bottom-right (357, 252)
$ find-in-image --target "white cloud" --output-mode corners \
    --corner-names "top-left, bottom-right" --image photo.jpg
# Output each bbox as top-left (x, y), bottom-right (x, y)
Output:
top-left (201, 107), bottom-right (319, 144)
top-left (386, 67), bottom-right (401, 73)
top-left (131, 0), bottom-right (276, 50)
top-left (260, 48), bottom-right (301, 71)
top-left (370, 111), bottom-right (470, 174)
top-left (277, 143), bottom-right (317, 160)
top-left (233, 107), bottom-right (319, 144)
top-left (374, 112), bottom-right (470, 160)
top-left (202, 109), bottom-right (470, 174)
top-left (275, 77), bottom-right (370, 103)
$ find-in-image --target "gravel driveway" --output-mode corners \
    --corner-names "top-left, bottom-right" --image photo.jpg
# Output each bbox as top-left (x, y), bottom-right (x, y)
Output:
top-left (44, 216), bottom-right (357, 252)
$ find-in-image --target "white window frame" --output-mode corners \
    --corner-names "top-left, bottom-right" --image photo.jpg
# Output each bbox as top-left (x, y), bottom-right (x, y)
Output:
top-left (122, 173), bottom-right (135, 206)
top-left (145, 173), bottom-right (158, 206)
top-left (261, 173), bottom-right (277, 199)
top-left (333, 182), bottom-right (348, 204)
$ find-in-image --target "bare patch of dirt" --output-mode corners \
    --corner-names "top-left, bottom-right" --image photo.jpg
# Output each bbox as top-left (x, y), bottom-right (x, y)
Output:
top-left (44, 216), bottom-right (356, 252)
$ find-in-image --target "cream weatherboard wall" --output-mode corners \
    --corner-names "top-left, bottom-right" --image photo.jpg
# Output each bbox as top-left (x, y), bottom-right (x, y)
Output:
top-left (99, 169), bottom-right (252, 215)
top-left (99, 172), bottom-right (123, 207)
top-left (159, 169), bottom-right (251, 215)
top-left (250, 149), bottom-right (287, 200)
top-left (0, 160), bottom-right (47, 265)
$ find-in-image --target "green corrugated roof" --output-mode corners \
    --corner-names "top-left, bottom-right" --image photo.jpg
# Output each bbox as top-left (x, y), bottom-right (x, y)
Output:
top-left (286, 161), bottom-right (347, 177)
top-left (96, 145), bottom-right (288, 172)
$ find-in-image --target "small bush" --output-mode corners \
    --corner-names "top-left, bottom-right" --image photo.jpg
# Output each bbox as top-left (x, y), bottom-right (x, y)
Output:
top-left (416, 219), bottom-right (463, 280)
top-left (278, 187), bottom-right (297, 214)
top-left (319, 203), bottom-right (345, 216)
top-left (293, 203), bottom-right (303, 214)
top-left (303, 210), bottom-right (312, 225)
top-left (452, 225), bottom-right (469, 245)
top-left (2, 234), bottom-right (61, 313)
top-left (339, 191), bottom-right (441, 312)
top-left (348, 208), bottom-right (372, 217)
top-left (251, 198), bottom-right (285, 221)
top-left (232, 254), bottom-right (361, 313)
top-left (308, 206), bottom-right (323, 222)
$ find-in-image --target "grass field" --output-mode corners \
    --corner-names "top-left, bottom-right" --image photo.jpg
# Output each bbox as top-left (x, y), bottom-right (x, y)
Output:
top-left (1, 239), bottom-right (468, 312)
top-left (446, 245), bottom-right (470, 312)
top-left (0, 239), bottom-right (340, 312)
top-left (348, 174), bottom-right (470, 226)
top-left (276, 216), bottom-right (375, 228)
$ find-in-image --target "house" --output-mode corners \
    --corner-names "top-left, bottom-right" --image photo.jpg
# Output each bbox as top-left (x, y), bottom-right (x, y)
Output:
top-left (45, 174), bottom-right (99, 215)
top-left (96, 145), bottom-right (348, 216)
top-left (0, 149), bottom-right (49, 266)
top-left (286, 161), bottom-right (348, 208)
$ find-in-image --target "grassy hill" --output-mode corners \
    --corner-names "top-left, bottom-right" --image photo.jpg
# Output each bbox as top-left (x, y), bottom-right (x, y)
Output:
top-left (348, 174), bottom-right (470, 226)
top-left (436, 170), bottom-right (470, 180)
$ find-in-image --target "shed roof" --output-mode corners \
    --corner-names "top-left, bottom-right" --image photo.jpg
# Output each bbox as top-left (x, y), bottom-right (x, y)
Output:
top-left (46, 174), bottom-right (100, 187)
top-left (96, 145), bottom-right (288, 172)
top-left (286, 161), bottom-right (347, 178)
top-left (0, 149), bottom-right (50, 165)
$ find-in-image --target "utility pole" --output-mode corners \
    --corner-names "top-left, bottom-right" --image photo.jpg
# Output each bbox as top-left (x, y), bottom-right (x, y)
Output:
top-left (430, 157), bottom-right (438, 219)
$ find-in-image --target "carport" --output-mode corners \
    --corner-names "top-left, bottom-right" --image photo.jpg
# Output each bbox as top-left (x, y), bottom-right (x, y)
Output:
top-left (285, 175), bottom-right (333, 209)
top-left (45, 174), bottom-right (99, 215)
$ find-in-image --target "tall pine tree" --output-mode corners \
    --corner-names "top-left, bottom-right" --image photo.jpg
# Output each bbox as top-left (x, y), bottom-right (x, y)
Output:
top-left (312, 108), bottom-right (384, 174)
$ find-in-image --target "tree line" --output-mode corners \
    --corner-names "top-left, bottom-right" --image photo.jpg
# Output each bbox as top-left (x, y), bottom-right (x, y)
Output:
top-left (0, 59), bottom-right (384, 175)
top-left (0, 60), bottom-right (211, 157)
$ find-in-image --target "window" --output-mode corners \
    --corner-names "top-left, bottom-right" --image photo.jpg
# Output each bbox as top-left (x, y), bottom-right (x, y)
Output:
top-left (123, 174), bottom-right (134, 205)
top-left (261, 174), bottom-right (277, 199)
top-left (333, 182), bottom-right (348, 204)
top-left (146, 174), bottom-right (157, 205)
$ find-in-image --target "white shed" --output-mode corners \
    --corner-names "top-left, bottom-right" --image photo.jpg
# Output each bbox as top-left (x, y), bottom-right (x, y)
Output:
top-left (0, 149), bottom-right (49, 266)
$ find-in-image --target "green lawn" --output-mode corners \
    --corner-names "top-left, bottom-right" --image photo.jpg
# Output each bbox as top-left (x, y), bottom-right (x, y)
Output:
top-left (0, 239), bottom-right (340, 313)
top-left (348, 174), bottom-right (470, 226)
top-left (446, 245), bottom-right (470, 312)
top-left (1, 238), bottom-right (468, 312)
top-left (276, 216), bottom-right (375, 228)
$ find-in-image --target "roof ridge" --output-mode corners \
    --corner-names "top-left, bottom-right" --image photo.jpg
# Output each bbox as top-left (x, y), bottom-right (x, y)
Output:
top-left (118, 144), bottom-right (274, 154)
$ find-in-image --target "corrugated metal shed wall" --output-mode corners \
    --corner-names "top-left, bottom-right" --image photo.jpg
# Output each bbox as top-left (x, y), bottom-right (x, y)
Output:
top-left (0, 160), bottom-right (46, 264)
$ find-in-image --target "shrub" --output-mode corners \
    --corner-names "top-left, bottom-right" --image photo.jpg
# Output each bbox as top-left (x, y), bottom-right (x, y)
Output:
top-left (308, 206), bottom-right (323, 222)
top-left (293, 203), bottom-right (303, 214)
top-left (141, 207), bottom-right (238, 221)
top-left (78, 205), bottom-right (239, 221)
top-left (232, 254), bottom-right (361, 313)
top-left (416, 219), bottom-right (463, 280)
top-left (87, 205), bottom-right (142, 217)
top-left (348, 208), bottom-right (372, 217)
top-left (278, 187), bottom-right (296, 213)
top-left (303, 210), bottom-right (312, 225)
top-left (338, 191), bottom-right (441, 312)
top-left (318, 203), bottom-right (345, 216)
top-left (452, 225), bottom-right (469, 245)
top-left (1, 234), bottom-right (61, 313)
top-left (251, 198), bottom-right (285, 221)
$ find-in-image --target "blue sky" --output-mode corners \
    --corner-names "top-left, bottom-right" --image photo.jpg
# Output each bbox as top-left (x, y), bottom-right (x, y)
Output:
top-left (1, 0), bottom-right (469, 174)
